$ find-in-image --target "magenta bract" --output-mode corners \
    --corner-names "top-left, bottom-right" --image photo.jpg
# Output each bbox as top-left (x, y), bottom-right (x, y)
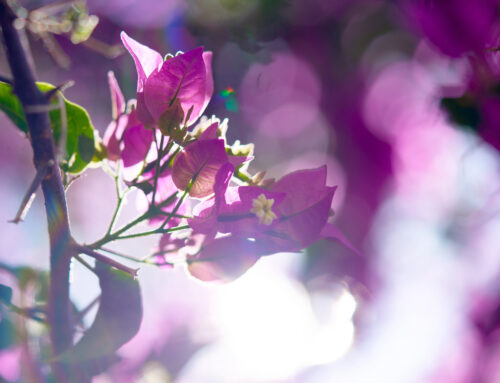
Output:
top-left (172, 137), bottom-right (231, 198)
top-left (107, 71), bottom-right (125, 120)
top-left (103, 116), bottom-right (127, 161)
top-left (120, 110), bottom-right (154, 168)
top-left (187, 236), bottom-right (260, 283)
top-left (268, 166), bottom-right (337, 250)
top-left (188, 165), bottom-right (342, 256)
top-left (121, 32), bottom-right (213, 127)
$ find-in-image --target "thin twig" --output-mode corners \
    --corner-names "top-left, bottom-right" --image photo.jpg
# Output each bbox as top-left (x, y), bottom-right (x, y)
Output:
top-left (0, 74), bottom-right (13, 84)
top-left (9, 160), bottom-right (52, 223)
top-left (74, 294), bottom-right (100, 324)
top-left (76, 244), bottom-right (139, 278)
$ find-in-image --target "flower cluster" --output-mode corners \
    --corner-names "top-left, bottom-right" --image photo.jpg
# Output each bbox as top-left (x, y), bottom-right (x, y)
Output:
top-left (102, 32), bottom-right (353, 282)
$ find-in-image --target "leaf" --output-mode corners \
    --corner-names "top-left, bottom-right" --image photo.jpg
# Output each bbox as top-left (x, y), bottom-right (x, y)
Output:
top-left (77, 134), bottom-right (95, 163)
top-left (0, 82), bottom-right (27, 132)
top-left (0, 313), bottom-right (16, 350)
top-left (0, 81), bottom-right (97, 173)
top-left (58, 263), bottom-right (142, 366)
top-left (38, 83), bottom-right (96, 173)
top-left (0, 284), bottom-right (13, 305)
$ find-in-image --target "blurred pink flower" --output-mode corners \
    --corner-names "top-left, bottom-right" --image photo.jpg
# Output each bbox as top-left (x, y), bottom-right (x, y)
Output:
top-left (0, 346), bottom-right (21, 382)
top-left (121, 32), bottom-right (213, 127)
top-left (405, 0), bottom-right (498, 57)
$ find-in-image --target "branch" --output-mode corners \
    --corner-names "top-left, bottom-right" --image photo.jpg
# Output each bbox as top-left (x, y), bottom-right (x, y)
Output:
top-left (8, 160), bottom-right (52, 223)
top-left (0, 2), bottom-right (82, 381)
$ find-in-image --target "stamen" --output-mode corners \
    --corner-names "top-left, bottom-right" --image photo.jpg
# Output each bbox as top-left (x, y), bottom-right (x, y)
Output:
top-left (251, 194), bottom-right (277, 225)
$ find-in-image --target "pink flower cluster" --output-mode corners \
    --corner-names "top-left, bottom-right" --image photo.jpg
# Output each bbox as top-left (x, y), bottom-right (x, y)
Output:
top-left (102, 32), bottom-right (353, 282)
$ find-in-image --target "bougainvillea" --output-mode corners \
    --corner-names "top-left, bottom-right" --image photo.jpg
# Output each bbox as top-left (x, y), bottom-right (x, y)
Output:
top-left (99, 33), bottom-right (353, 282)
top-left (0, 2), bottom-right (356, 381)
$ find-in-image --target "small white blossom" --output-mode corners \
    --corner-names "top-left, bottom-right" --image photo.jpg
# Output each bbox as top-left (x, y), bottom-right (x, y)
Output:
top-left (251, 194), bottom-right (277, 225)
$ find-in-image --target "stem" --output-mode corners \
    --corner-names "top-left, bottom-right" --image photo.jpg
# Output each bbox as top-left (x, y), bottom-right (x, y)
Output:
top-left (151, 133), bottom-right (165, 207)
top-left (88, 209), bottom-right (151, 249)
top-left (159, 188), bottom-right (189, 230)
top-left (0, 3), bottom-right (80, 381)
top-left (104, 166), bottom-right (128, 237)
top-left (9, 160), bottom-right (52, 223)
top-left (76, 245), bottom-right (139, 278)
top-left (113, 224), bottom-right (189, 241)
top-left (89, 191), bottom-right (180, 249)
top-left (235, 168), bottom-right (252, 183)
top-left (101, 247), bottom-right (160, 264)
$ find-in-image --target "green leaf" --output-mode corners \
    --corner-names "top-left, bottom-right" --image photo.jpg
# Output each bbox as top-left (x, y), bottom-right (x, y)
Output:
top-left (0, 82), bottom-right (28, 133)
top-left (0, 284), bottom-right (13, 305)
top-left (38, 83), bottom-right (96, 173)
top-left (0, 312), bottom-right (16, 350)
top-left (0, 81), bottom-right (98, 173)
top-left (58, 263), bottom-right (142, 368)
top-left (77, 134), bottom-right (95, 163)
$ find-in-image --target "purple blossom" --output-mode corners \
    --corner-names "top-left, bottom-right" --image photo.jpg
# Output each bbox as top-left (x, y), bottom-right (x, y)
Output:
top-left (121, 32), bottom-right (213, 127)
top-left (188, 164), bottom-right (355, 267)
top-left (262, 166), bottom-right (337, 253)
top-left (171, 123), bottom-right (247, 198)
top-left (102, 72), bottom-right (154, 167)
top-left (188, 163), bottom-right (286, 238)
top-left (120, 110), bottom-right (154, 168)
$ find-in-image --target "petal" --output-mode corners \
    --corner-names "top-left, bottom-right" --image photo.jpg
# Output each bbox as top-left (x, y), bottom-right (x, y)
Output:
top-left (120, 31), bottom-right (162, 92)
top-left (188, 163), bottom-right (234, 234)
top-left (284, 186), bottom-right (336, 247)
top-left (202, 51), bottom-right (214, 112)
top-left (121, 113), bottom-right (154, 167)
top-left (199, 122), bottom-right (219, 140)
top-left (107, 71), bottom-right (125, 120)
top-left (144, 47), bottom-right (208, 125)
top-left (217, 186), bottom-right (286, 235)
top-left (172, 138), bottom-right (230, 198)
top-left (103, 115), bottom-right (128, 161)
top-left (321, 223), bottom-right (361, 255)
top-left (272, 165), bottom-right (328, 216)
top-left (187, 236), bottom-right (259, 283)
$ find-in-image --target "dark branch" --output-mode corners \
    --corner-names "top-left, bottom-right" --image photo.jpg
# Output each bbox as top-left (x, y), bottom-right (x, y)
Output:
top-left (0, 2), bottom-right (83, 381)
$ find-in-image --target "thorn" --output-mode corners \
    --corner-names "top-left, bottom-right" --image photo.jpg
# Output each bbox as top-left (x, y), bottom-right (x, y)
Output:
top-left (76, 244), bottom-right (139, 279)
top-left (9, 160), bottom-right (53, 224)
top-left (44, 80), bottom-right (75, 101)
top-left (0, 74), bottom-right (13, 84)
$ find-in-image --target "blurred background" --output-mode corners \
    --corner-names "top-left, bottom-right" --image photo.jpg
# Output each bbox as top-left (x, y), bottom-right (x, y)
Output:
top-left (3, 0), bottom-right (500, 382)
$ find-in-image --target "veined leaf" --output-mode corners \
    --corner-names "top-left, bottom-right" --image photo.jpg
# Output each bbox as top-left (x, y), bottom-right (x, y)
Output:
top-left (0, 81), bottom-right (98, 173)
